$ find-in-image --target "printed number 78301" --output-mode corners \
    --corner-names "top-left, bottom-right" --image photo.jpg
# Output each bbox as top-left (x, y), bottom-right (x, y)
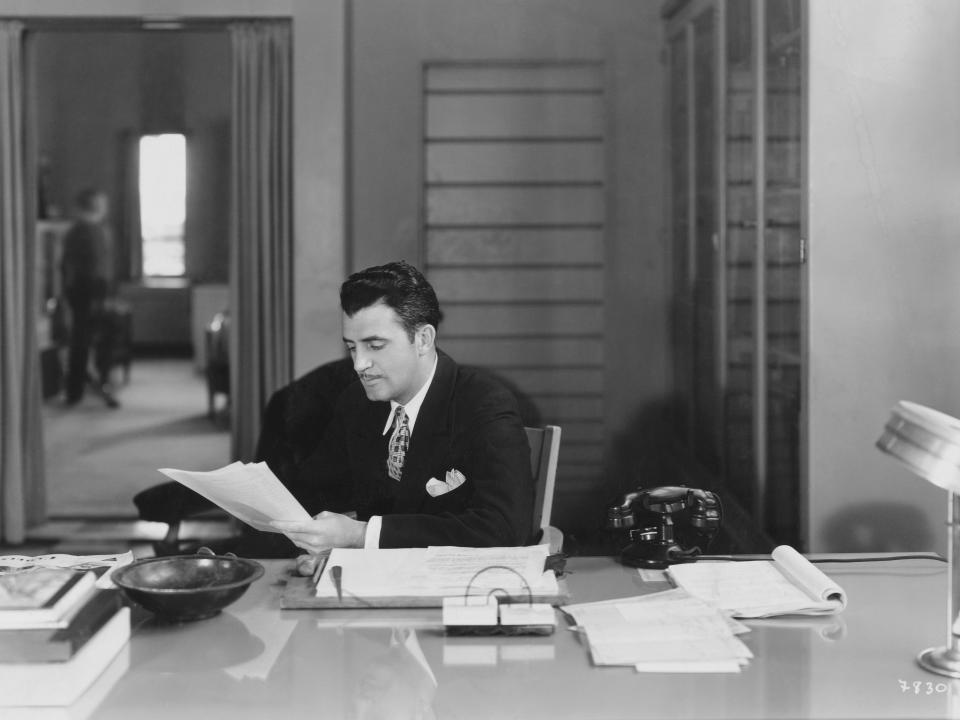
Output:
top-left (899, 679), bottom-right (948, 695)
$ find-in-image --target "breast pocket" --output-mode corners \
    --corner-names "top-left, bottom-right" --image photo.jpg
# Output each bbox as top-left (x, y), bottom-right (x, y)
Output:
top-left (422, 469), bottom-right (471, 512)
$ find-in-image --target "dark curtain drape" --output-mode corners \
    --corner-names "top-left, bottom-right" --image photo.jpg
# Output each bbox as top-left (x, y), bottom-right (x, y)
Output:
top-left (0, 21), bottom-right (44, 542)
top-left (229, 21), bottom-right (293, 461)
top-left (117, 129), bottom-right (141, 282)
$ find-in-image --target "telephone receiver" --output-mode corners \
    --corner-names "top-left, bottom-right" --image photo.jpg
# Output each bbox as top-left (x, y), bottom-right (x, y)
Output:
top-left (606, 486), bottom-right (723, 569)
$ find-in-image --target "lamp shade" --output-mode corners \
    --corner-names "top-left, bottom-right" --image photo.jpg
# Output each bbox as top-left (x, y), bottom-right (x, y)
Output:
top-left (876, 401), bottom-right (960, 493)
top-left (877, 400), bottom-right (960, 677)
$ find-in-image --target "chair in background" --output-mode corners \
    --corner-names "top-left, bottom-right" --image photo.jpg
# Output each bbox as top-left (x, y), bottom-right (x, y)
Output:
top-left (525, 424), bottom-right (562, 552)
top-left (95, 297), bottom-right (133, 385)
top-left (205, 310), bottom-right (230, 418)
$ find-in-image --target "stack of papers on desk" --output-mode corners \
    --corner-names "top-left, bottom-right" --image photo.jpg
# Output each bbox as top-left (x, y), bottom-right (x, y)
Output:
top-left (561, 588), bottom-right (752, 673)
top-left (314, 545), bottom-right (559, 606)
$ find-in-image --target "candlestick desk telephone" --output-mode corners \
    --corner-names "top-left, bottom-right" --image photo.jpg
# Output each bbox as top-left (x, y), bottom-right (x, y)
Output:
top-left (606, 486), bottom-right (723, 569)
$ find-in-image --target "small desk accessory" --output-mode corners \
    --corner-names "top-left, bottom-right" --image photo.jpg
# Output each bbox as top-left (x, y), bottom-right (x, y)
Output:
top-left (442, 566), bottom-right (556, 636)
top-left (877, 400), bottom-right (960, 677)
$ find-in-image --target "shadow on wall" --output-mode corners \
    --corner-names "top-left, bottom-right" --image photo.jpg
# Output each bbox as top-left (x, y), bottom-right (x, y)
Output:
top-left (608, 397), bottom-right (677, 495)
top-left (477, 369), bottom-right (543, 429)
top-left (567, 397), bottom-right (678, 552)
top-left (820, 502), bottom-right (935, 553)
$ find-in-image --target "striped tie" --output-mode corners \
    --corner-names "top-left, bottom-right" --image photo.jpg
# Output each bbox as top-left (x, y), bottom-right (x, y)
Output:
top-left (387, 406), bottom-right (409, 481)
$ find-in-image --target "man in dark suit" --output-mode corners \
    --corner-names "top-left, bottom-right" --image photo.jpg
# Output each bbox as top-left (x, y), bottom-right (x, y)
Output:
top-left (272, 261), bottom-right (533, 551)
top-left (60, 188), bottom-right (119, 408)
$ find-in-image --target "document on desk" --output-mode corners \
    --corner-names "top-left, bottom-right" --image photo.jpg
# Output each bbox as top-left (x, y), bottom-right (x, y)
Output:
top-left (667, 545), bottom-right (847, 618)
top-left (158, 462), bottom-right (312, 532)
top-left (314, 545), bottom-right (558, 604)
top-left (561, 588), bottom-right (752, 673)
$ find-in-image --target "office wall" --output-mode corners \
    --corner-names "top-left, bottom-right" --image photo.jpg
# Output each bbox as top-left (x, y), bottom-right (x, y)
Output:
top-left (807, 0), bottom-right (960, 553)
top-left (351, 0), bottom-right (668, 528)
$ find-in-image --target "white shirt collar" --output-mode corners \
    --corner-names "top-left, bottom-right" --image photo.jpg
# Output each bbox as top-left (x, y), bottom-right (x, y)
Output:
top-left (381, 354), bottom-right (438, 436)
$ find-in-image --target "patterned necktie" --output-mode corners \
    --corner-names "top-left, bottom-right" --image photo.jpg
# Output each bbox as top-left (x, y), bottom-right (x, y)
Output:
top-left (387, 406), bottom-right (410, 481)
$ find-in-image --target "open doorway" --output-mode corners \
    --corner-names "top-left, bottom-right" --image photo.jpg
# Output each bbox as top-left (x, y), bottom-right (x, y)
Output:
top-left (29, 24), bottom-right (232, 520)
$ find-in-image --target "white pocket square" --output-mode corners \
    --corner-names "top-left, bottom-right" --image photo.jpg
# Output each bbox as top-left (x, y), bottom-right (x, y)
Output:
top-left (425, 469), bottom-right (466, 497)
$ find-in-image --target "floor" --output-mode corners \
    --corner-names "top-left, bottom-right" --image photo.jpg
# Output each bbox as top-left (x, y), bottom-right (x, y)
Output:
top-left (2, 356), bottom-right (236, 559)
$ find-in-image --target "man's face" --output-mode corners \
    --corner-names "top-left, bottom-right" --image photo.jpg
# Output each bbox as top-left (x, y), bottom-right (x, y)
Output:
top-left (343, 301), bottom-right (428, 405)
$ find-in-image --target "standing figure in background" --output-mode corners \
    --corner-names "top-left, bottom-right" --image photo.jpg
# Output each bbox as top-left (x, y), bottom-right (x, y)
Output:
top-left (60, 188), bottom-right (119, 408)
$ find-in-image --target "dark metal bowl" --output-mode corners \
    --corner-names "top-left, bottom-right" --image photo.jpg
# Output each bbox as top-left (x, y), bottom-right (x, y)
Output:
top-left (112, 552), bottom-right (264, 622)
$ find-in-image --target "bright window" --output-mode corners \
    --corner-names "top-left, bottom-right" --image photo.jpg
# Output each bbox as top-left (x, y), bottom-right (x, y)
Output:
top-left (140, 133), bottom-right (186, 277)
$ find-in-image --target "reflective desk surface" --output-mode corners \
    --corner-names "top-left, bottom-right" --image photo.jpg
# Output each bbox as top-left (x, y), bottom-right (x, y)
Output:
top-left (69, 555), bottom-right (958, 719)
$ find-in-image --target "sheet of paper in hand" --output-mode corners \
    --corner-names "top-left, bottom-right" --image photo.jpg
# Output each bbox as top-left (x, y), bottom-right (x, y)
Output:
top-left (158, 461), bottom-right (312, 532)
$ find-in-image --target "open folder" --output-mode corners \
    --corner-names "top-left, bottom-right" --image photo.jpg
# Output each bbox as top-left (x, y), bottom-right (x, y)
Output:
top-left (667, 545), bottom-right (847, 618)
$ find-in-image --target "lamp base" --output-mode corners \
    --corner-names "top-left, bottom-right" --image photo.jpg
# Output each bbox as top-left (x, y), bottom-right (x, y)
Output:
top-left (917, 647), bottom-right (960, 678)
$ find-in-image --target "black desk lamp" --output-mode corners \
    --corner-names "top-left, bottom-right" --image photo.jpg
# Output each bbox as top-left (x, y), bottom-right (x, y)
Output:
top-left (877, 400), bottom-right (960, 678)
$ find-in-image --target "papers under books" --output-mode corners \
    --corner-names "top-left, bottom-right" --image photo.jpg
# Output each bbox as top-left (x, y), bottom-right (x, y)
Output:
top-left (667, 545), bottom-right (847, 618)
top-left (0, 569), bottom-right (98, 629)
top-left (158, 461), bottom-right (312, 532)
top-left (0, 551), bottom-right (134, 589)
top-left (306, 545), bottom-right (561, 608)
top-left (561, 588), bottom-right (753, 673)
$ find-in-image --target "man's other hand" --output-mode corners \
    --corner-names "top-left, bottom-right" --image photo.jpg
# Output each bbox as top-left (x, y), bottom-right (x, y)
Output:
top-left (272, 511), bottom-right (368, 553)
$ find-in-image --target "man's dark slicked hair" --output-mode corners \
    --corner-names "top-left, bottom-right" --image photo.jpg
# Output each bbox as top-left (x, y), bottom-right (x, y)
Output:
top-left (340, 260), bottom-right (443, 339)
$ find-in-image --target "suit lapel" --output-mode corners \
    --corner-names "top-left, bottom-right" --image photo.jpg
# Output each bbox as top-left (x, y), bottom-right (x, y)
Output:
top-left (394, 351), bottom-right (456, 511)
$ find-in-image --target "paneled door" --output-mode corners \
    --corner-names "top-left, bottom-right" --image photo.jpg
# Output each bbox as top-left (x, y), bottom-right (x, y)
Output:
top-left (422, 61), bottom-right (606, 522)
top-left (350, 0), bottom-right (668, 532)
top-left (666, 0), bottom-right (805, 547)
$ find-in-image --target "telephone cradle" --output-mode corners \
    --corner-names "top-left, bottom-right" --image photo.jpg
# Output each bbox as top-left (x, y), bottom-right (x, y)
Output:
top-left (606, 486), bottom-right (723, 569)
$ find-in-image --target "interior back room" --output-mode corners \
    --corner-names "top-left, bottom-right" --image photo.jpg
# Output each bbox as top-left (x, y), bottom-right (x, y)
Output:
top-left (30, 26), bottom-right (231, 356)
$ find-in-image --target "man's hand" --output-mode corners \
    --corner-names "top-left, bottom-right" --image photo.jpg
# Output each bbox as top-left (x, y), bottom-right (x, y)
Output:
top-left (271, 511), bottom-right (368, 554)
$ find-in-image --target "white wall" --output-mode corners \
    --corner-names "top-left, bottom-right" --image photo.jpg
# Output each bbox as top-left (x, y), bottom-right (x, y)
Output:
top-left (808, 0), bottom-right (960, 553)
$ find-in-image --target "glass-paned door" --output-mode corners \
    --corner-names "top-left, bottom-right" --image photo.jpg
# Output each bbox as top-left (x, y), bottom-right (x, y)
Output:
top-left (667, 0), bottom-right (804, 548)
top-left (669, 4), bottom-right (722, 475)
top-left (763, 0), bottom-right (803, 543)
top-left (724, 0), bottom-right (757, 515)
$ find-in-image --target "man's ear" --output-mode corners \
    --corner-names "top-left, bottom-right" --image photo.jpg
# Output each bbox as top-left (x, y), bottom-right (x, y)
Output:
top-left (415, 324), bottom-right (436, 355)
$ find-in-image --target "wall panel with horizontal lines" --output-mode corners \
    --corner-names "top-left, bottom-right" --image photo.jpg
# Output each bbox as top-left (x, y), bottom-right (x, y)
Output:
top-left (423, 61), bottom-right (606, 500)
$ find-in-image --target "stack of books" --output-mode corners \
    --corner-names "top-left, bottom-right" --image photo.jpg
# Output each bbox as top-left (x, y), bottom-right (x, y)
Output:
top-left (0, 567), bottom-right (131, 709)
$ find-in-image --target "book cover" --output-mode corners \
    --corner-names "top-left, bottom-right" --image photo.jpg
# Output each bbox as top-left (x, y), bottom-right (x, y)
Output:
top-left (0, 590), bottom-right (123, 662)
top-left (0, 570), bottom-right (98, 629)
top-left (0, 606), bottom-right (131, 707)
top-left (0, 568), bottom-right (80, 608)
